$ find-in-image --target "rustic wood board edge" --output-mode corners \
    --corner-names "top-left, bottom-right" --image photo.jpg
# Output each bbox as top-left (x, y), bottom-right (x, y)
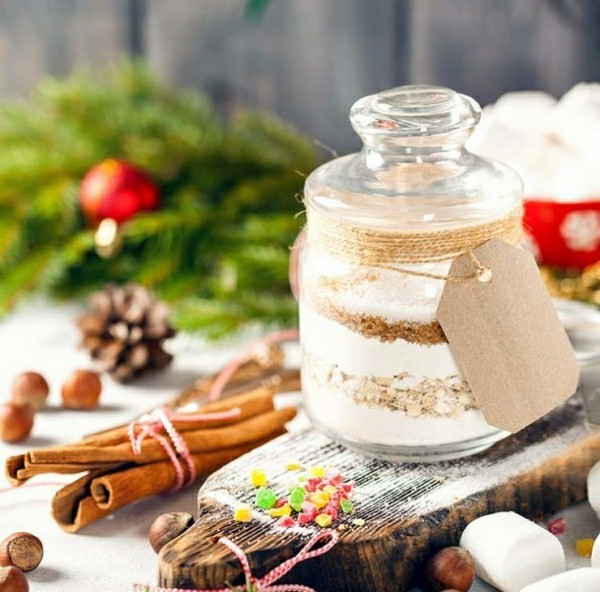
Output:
top-left (159, 402), bottom-right (600, 592)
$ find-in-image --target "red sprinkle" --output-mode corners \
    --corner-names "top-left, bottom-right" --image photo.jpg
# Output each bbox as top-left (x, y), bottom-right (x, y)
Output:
top-left (547, 517), bottom-right (566, 536)
top-left (323, 504), bottom-right (338, 521)
top-left (276, 516), bottom-right (296, 528)
top-left (297, 512), bottom-right (314, 525)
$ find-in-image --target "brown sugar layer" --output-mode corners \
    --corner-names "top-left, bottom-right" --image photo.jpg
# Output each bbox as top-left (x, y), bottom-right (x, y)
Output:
top-left (303, 353), bottom-right (476, 417)
top-left (305, 293), bottom-right (448, 346)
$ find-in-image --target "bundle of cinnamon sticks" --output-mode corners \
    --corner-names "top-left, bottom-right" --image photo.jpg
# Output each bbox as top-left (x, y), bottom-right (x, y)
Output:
top-left (4, 359), bottom-right (300, 533)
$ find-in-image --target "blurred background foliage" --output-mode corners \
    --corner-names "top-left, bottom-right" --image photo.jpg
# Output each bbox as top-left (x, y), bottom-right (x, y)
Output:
top-left (0, 62), bottom-right (317, 338)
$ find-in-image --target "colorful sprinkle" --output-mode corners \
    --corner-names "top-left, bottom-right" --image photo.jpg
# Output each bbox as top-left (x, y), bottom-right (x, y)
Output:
top-left (234, 503), bottom-right (253, 523)
top-left (301, 501), bottom-right (318, 519)
top-left (311, 491), bottom-right (330, 509)
top-left (323, 485), bottom-right (337, 496)
top-left (352, 518), bottom-right (365, 527)
top-left (267, 504), bottom-right (291, 518)
top-left (276, 516), bottom-right (296, 528)
top-left (547, 517), bottom-right (566, 536)
top-left (289, 487), bottom-right (306, 512)
top-left (249, 468), bottom-right (267, 487)
top-left (315, 513), bottom-right (332, 528)
top-left (323, 504), bottom-right (338, 521)
top-left (576, 538), bottom-right (595, 558)
top-left (255, 487), bottom-right (277, 510)
top-left (285, 462), bottom-right (303, 471)
top-left (309, 465), bottom-right (325, 478)
top-left (340, 498), bottom-right (354, 514)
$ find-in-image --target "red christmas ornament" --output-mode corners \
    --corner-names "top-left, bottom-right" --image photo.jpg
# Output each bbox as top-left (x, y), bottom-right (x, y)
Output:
top-left (524, 198), bottom-right (600, 270)
top-left (80, 159), bottom-right (160, 225)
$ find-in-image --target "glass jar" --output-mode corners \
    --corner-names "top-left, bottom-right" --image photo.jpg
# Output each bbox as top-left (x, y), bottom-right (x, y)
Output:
top-left (299, 85), bottom-right (523, 461)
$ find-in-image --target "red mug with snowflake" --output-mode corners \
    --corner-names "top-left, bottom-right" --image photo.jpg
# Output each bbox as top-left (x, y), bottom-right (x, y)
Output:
top-left (524, 199), bottom-right (600, 269)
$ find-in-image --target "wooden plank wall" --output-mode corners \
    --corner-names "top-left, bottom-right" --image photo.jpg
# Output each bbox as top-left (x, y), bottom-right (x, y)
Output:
top-left (0, 0), bottom-right (596, 151)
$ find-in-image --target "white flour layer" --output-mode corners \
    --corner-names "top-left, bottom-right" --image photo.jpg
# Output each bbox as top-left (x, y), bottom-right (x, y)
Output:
top-left (300, 303), bottom-right (461, 379)
top-left (303, 378), bottom-right (498, 446)
top-left (300, 304), bottom-right (498, 446)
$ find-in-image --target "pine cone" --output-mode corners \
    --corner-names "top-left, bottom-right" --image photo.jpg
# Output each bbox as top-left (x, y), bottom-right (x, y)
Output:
top-left (77, 284), bottom-right (176, 382)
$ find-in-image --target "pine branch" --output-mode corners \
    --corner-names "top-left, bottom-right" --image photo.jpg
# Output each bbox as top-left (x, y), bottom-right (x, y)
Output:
top-left (0, 61), bottom-right (317, 338)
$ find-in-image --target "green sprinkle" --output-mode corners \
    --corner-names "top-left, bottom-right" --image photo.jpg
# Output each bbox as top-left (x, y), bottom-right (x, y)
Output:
top-left (298, 475), bottom-right (308, 482)
top-left (289, 487), bottom-right (306, 512)
top-left (340, 499), bottom-right (354, 514)
top-left (255, 487), bottom-right (277, 510)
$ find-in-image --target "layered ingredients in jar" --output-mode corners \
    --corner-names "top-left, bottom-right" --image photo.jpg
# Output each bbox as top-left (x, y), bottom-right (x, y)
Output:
top-left (300, 258), bottom-right (501, 449)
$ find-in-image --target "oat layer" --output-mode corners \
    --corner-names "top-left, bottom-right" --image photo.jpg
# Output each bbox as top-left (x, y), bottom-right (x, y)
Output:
top-left (304, 354), bottom-right (476, 418)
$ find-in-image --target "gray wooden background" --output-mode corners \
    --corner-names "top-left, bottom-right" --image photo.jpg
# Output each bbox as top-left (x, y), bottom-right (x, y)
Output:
top-left (0, 0), bottom-right (597, 151)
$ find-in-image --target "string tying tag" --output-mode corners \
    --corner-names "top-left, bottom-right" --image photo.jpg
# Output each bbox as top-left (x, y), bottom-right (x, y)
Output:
top-left (132, 529), bottom-right (339, 592)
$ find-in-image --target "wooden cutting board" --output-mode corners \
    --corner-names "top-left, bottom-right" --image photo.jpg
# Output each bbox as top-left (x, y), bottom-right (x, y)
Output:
top-left (159, 398), bottom-right (600, 592)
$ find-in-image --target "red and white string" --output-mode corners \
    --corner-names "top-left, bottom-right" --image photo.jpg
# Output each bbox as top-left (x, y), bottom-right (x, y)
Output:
top-left (132, 529), bottom-right (339, 592)
top-left (128, 406), bottom-right (241, 492)
top-left (207, 328), bottom-right (300, 402)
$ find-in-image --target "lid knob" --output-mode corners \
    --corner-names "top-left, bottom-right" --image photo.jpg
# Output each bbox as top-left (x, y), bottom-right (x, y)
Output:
top-left (350, 85), bottom-right (481, 139)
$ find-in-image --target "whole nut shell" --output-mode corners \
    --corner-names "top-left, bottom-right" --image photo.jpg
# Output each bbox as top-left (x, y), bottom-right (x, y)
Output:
top-left (61, 370), bottom-right (102, 409)
top-left (424, 547), bottom-right (475, 592)
top-left (0, 404), bottom-right (34, 443)
top-left (0, 566), bottom-right (29, 592)
top-left (148, 512), bottom-right (194, 554)
top-left (11, 372), bottom-right (49, 410)
top-left (0, 533), bottom-right (43, 573)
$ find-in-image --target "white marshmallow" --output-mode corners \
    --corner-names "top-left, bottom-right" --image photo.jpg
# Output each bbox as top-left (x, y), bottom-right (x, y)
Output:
top-left (467, 84), bottom-right (600, 201)
top-left (588, 460), bottom-right (600, 519)
top-left (459, 512), bottom-right (566, 592)
top-left (520, 568), bottom-right (600, 592)
top-left (593, 532), bottom-right (600, 569)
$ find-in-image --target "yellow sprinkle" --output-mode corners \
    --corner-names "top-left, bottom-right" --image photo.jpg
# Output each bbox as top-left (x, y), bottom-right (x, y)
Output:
top-left (267, 504), bottom-right (291, 518)
top-left (311, 491), bottom-right (330, 509)
top-left (285, 462), bottom-right (303, 471)
top-left (338, 524), bottom-right (348, 531)
top-left (323, 485), bottom-right (337, 496)
top-left (352, 518), bottom-right (365, 527)
top-left (309, 465), bottom-right (325, 478)
top-left (576, 538), bottom-right (595, 558)
top-left (249, 468), bottom-right (267, 487)
top-left (315, 513), bottom-right (332, 528)
top-left (234, 503), bottom-right (253, 523)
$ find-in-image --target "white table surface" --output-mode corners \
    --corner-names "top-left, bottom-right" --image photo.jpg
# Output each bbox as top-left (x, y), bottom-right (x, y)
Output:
top-left (0, 302), bottom-right (597, 592)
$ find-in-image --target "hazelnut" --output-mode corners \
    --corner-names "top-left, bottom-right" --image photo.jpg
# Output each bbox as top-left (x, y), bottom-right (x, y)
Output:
top-left (0, 566), bottom-right (29, 592)
top-left (0, 533), bottom-right (43, 573)
top-left (148, 512), bottom-right (194, 554)
top-left (0, 404), bottom-right (34, 443)
top-left (424, 547), bottom-right (475, 592)
top-left (11, 372), bottom-right (49, 410)
top-left (61, 370), bottom-right (102, 409)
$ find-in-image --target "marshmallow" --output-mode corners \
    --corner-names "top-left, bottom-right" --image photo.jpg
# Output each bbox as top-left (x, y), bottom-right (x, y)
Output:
top-left (593, 532), bottom-right (600, 569)
top-left (467, 84), bottom-right (600, 201)
top-left (520, 568), bottom-right (600, 592)
top-left (588, 460), bottom-right (600, 519)
top-left (459, 512), bottom-right (566, 592)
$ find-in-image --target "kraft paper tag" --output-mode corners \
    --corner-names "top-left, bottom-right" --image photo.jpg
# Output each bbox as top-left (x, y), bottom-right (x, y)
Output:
top-left (436, 239), bottom-right (580, 433)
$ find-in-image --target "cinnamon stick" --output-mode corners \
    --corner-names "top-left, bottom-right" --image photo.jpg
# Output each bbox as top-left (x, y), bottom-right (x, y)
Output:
top-left (29, 407), bottom-right (297, 465)
top-left (51, 466), bottom-right (127, 533)
top-left (51, 435), bottom-right (281, 533)
top-left (90, 436), bottom-right (280, 512)
top-left (81, 387), bottom-right (276, 448)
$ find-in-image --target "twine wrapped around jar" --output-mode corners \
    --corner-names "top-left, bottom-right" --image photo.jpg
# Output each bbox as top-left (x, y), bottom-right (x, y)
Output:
top-left (306, 204), bottom-right (524, 281)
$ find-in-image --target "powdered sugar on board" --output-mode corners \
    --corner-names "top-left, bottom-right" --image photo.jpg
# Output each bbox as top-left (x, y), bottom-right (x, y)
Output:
top-left (196, 398), bottom-right (588, 535)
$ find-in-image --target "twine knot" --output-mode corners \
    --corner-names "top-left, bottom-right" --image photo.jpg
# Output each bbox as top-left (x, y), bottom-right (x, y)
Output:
top-left (128, 406), bottom-right (241, 492)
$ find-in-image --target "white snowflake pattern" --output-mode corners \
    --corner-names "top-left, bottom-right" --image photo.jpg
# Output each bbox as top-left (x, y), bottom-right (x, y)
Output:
top-left (560, 210), bottom-right (600, 252)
